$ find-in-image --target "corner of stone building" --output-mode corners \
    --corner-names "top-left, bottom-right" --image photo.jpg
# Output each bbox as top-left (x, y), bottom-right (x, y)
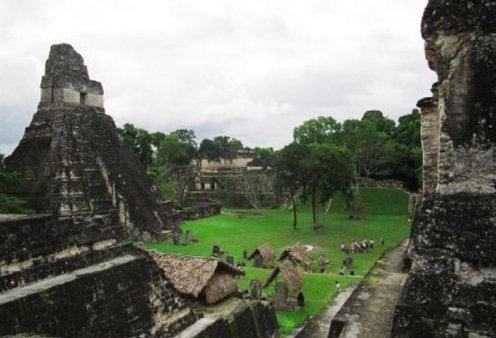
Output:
top-left (392, 1), bottom-right (496, 337)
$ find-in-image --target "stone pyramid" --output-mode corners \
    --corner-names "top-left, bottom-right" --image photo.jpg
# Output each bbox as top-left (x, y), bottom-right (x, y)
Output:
top-left (6, 43), bottom-right (180, 242)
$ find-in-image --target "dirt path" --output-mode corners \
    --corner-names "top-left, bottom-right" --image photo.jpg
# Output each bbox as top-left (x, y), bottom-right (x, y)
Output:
top-left (295, 240), bottom-right (409, 338)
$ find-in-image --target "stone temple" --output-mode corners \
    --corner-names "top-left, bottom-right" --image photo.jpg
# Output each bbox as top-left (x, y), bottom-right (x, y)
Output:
top-left (6, 43), bottom-right (180, 242)
top-left (392, 1), bottom-right (496, 337)
top-left (0, 44), bottom-right (278, 338)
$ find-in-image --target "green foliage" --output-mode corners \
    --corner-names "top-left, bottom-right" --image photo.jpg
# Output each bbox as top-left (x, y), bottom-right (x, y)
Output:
top-left (343, 185), bottom-right (362, 218)
top-left (120, 124), bottom-right (199, 202)
top-left (0, 152), bottom-right (33, 214)
top-left (293, 116), bottom-right (341, 145)
top-left (302, 143), bottom-right (355, 226)
top-left (274, 143), bottom-right (309, 195)
top-left (198, 136), bottom-right (244, 160)
top-left (393, 109), bottom-right (421, 149)
top-left (198, 139), bottom-right (221, 160)
top-left (155, 134), bottom-right (190, 171)
top-left (274, 143), bottom-right (310, 229)
top-left (145, 188), bottom-right (411, 335)
top-left (0, 194), bottom-right (33, 214)
top-left (361, 110), bottom-right (396, 135)
top-left (170, 129), bottom-right (198, 159)
top-left (390, 109), bottom-right (422, 190)
top-left (253, 147), bottom-right (276, 168)
top-left (340, 119), bottom-right (392, 179)
top-left (152, 130), bottom-right (198, 203)
top-left (121, 123), bottom-right (154, 167)
top-left (305, 143), bottom-right (355, 204)
top-left (254, 147), bottom-right (275, 158)
top-left (292, 109), bottom-right (422, 191)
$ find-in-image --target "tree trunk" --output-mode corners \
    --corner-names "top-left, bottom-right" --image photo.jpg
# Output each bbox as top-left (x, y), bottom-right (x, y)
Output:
top-left (291, 194), bottom-right (297, 230)
top-left (311, 192), bottom-right (317, 228)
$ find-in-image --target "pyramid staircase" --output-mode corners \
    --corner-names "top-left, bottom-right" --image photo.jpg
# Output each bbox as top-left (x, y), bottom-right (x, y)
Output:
top-left (0, 215), bottom-right (200, 338)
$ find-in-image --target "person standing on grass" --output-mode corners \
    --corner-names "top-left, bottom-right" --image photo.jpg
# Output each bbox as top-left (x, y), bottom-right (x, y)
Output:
top-left (335, 281), bottom-right (341, 292)
top-left (381, 236), bottom-right (385, 246)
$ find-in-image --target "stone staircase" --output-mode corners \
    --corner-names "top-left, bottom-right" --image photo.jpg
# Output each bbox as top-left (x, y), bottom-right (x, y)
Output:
top-left (0, 215), bottom-right (200, 338)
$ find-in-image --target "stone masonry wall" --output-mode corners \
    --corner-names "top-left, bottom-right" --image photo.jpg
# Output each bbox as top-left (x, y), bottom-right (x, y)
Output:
top-left (418, 93), bottom-right (439, 195)
top-left (0, 248), bottom-right (199, 338)
top-left (392, 1), bottom-right (496, 337)
top-left (40, 44), bottom-right (103, 108)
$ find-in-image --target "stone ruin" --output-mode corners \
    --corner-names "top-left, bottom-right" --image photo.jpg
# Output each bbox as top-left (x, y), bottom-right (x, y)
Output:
top-left (392, 1), bottom-right (496, 337)
top-left (5, 43), bottom-right (179, 242)
top-left (0, 44), bottom-right (278, 338)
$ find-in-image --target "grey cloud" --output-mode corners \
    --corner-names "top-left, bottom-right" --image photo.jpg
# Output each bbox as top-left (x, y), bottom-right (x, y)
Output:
top-left (0, 0), bottom-right (436, 155)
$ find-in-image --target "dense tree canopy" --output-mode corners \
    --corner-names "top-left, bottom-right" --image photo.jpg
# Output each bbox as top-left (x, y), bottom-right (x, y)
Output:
top-left (119, 107), bottom-right (421, 206)
top-left (361, 110), bottom-right (396, 135)
top-left (302, 143), bottom-right (355, 227)
top-left (274, 143), bottom-right (309, 229)
top-left (340, 119), bottom-right (392, 180)
top-left (0, 152), bottom-right (32, 213)
top-left (199, 136), bottom-right (244, 160)
top-left (171, 129), bottom-right (198, 159)
top-left (293, 116), bottom-right (341, 145)
top-left (390, 109), bottom-right (422, 190)
top-left (292, 109), bottom-right (422, 191)
top-left (252, 147), bottom-right (276, 169)
top-left (121, 123), bottom-right (154, 168)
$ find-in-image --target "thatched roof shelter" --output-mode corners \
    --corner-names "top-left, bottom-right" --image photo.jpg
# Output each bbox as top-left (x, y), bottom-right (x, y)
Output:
top-left (263, 260), bottom-right (302, 292)
top-left (151, 252), bottom-right (244, 304)
top-left (247, 243), bottom-right (276, 261)
top-left (278, 243), bottom-right (312, 266)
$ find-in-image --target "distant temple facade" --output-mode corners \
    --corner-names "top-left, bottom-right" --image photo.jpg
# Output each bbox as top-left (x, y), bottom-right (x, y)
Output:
top-left (184, 149), bottom-right (277, 208)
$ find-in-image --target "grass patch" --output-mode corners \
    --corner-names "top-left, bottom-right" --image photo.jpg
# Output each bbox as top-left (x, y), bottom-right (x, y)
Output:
top-left (144, 188), bottom-right (411, 335)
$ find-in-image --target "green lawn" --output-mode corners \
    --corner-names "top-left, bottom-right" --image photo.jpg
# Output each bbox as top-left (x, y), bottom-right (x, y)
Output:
top-left (145, 188), bottom-right (411, 335)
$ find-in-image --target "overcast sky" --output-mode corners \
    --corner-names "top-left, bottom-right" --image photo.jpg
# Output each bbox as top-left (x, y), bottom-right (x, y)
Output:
top-left (0, 0), bottom-right (436, 155)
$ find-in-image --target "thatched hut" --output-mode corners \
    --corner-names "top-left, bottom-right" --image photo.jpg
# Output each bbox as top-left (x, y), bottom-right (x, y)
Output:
top-left (278, 243), bottom-right (312, 271)
top-left (263, 260), bottom-right (302, 292)
top-left (151, 252), bottom-right (244, 305)
top-left (247, 243), bottom-right (276, 268)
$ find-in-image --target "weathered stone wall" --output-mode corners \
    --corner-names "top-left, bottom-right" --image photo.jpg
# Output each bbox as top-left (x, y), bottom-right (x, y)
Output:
top-left (40, 44), bottom-right (103, 108)
top-left (358, 178), bottom-right (405, 189)
top-left (421, 1), bottom-right (496, 195)
top-left (392, 1), bottom-right (496, 337)
top-left (0, 246), bottom-right (199, 338)
top-left (189, 299), bottom-right (279, 338)
top-left (182, 203), bottom-right (222, 220)
top-left (191, 150), bottom-right (256, 173)
top-left (0, 215), bottom-right (119, 269)
top-left (186, 190), bottom-right (278, 209)
top-left (418, 92), bottom-right (439, 195)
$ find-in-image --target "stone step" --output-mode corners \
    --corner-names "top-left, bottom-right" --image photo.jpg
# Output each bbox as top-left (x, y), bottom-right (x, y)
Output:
top-left (0, 243), bottom-right (128, 292)
top-left (0, 253), bottom-right (199, 337)
top-left (0, 255), bottom-right (137, 306)
top-left (90, 199), bottom-right (114, 213)
top-left (174, 318), bottom-right (216, 338)
top-left (154, 308), bottom-right (200, 337)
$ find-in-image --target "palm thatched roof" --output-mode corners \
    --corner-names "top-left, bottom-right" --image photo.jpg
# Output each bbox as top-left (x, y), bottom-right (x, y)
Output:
top-left (151, 251), bottom-right (243, 303)
top-left (263, 260), bottom-right (302, 292)
top-left (204, 272), bottom-right (238, 304)
top-left (278, 243), bottom-right (312, 266)
top-left (247, 243), bottom-right (276, 261)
